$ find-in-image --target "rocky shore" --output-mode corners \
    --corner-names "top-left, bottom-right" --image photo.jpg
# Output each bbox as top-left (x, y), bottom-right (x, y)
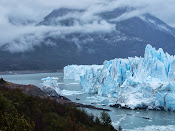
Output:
top-left (1, 78), bottom-right (110, 111)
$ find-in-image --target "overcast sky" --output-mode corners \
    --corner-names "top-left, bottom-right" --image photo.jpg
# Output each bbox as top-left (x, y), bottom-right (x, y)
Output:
top-left (1, 0), bottom-right (175, 26)
top-left (0, 0), bottom-right (175, 52)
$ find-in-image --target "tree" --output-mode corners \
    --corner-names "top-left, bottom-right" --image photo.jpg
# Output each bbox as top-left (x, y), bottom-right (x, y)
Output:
top-left (95, 117), bottom-right (101, 125)
top-left (0, 78), bottom-right (6, 85)
top-left (100, 111), bottom-right (112, 126)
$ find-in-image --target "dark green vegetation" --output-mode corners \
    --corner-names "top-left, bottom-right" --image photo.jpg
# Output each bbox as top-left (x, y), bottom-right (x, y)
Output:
top-left (0, 79), bottom-right (116, 131)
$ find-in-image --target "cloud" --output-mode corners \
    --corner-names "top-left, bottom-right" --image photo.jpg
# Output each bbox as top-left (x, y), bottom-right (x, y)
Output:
top-left (1, 21), bottom-right (115, 53)
top-left (1, 0), bottom-right (175, 25)
top-left (110, 9), bottom-right (147, 22)
top-left (116, 0), bottom-right (175, 27)
top-left (0, 0), bottom-right (105, 22)
top-left (0, 0), bottom-right (175, 53)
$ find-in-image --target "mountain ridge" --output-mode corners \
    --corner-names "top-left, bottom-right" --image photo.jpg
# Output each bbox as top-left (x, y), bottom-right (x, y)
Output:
top-left (0, 7), bottom-right (175, 71)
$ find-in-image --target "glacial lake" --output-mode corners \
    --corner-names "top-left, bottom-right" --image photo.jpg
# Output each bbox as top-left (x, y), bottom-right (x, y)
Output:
top-left (1, 72), bottom-right (175, 130)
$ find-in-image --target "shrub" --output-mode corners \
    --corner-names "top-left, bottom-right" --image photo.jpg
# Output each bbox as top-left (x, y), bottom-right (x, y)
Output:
top-left (100, 111), bottom-right (112, 126)
top-left (0, 84), bottom-right (116, 131)
top-left (0, 78), bottom-right (6, 85)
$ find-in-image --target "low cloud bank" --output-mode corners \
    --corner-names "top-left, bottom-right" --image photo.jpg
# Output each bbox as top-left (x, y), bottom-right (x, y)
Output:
top-left (0, 0), bottom-right (175, 52)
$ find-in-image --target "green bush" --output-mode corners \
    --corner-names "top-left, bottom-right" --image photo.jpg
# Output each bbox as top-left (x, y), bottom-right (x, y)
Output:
top-left (0, 82), bottom-right (116, 131)
top-left (0, 94), bottom-right (34, 131)
top-left (0, 78), bottom-right (6, 85)
top-left (100, 111), bottom-right (112, 126)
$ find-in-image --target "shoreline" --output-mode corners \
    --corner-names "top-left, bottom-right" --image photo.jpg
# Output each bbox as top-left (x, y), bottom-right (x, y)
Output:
top-left (0, 69), bottom-right (63, 75)
top-left (1, 79), bottom-right (110, 112)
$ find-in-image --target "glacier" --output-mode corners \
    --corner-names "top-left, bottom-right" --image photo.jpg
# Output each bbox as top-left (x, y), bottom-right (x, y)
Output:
top-left (64, 65), bottom-right (104, 81)
top-left (64, 44), bottom-right (175, 111)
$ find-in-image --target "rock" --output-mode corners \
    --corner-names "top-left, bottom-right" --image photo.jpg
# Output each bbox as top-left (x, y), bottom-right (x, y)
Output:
top-left (76, 98), bottom-right (80, 100)
top-left (42, 87), bottom-right (60, 98)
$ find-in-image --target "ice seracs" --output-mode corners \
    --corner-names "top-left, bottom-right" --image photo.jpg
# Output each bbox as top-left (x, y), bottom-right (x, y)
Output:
top-left (64, 44), bottom-right (175, 111)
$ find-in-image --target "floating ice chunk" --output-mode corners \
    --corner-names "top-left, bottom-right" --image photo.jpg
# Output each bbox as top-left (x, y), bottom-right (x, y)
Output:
top-left (127, 125), bottom-right (175, 131)
top-left (65, 83), bottom-right (80, 85)
top-left (41, 77), bottom-right (60, 94)
top-left (41, 77), bottom-right (83, 96)
top-left (61, 89), bottom-right (84, 96)
top-left (41, 77), bottom-right (59, 88)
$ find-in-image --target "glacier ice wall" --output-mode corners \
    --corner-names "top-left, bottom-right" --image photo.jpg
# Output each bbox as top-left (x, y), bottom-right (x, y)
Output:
top-left (64, 44), bottom-right (175, 110)
top-left (64, 65), bottom-right (104, 81)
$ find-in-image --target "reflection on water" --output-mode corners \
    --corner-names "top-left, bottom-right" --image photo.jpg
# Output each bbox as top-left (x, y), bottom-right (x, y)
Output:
top-left (1, 73), bottom-right (175, 130)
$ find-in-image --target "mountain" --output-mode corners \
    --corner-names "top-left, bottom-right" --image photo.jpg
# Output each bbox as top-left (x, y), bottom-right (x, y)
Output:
top-left (1, 7), bottom-right (175, 71)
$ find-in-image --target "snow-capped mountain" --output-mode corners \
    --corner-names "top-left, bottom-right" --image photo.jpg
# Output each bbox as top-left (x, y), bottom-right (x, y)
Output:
top-left (1, 7), bottom-right (175, 71)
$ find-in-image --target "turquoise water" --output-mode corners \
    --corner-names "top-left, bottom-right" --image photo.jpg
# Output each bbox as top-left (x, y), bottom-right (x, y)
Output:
top-left (1, 72), bottom-right (175, 130)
